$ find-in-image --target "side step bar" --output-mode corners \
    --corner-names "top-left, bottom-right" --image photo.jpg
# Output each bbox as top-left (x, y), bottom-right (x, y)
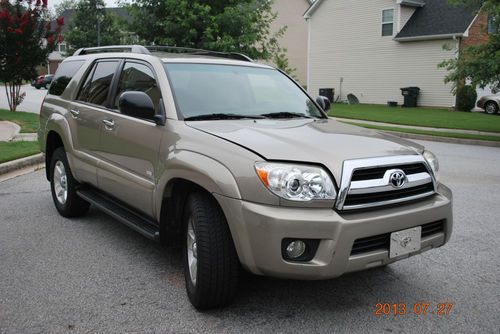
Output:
top-left (77, 188), bottom-right (160, 241)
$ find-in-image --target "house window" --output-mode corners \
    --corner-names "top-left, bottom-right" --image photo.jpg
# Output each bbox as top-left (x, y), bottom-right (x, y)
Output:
top-left (488, 15), bottom-right (498, 34)
top-left (382, 9), bottom-right (394, 36)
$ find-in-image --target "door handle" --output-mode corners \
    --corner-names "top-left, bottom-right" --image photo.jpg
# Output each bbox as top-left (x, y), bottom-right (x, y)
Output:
top-left (102, 119), bottom-right (115, 129)
top-left (69, 109), bottom-right (80, 118)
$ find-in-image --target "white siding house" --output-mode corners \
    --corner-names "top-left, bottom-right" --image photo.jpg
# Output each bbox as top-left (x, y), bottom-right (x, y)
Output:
top-left (268, 0), bottom-right (311, 85)
top-left (304, 0), bottom-right (478, 107)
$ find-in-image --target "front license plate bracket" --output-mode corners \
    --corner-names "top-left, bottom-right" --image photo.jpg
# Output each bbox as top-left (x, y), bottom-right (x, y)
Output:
top-left (390, 226), bottom-right (422, 258)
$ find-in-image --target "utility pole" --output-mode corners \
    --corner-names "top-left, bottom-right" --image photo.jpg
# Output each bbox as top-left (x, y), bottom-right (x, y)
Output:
top-left (96, 2), bottom-right (104, 47)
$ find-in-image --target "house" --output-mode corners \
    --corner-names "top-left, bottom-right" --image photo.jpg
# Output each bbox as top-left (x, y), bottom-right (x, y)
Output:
top-left (269, 0), bottom-right (311, 85)
top-left (43, 7), bottom-right (133, 75)
top-left (304, 0), bottom-right (493, 107)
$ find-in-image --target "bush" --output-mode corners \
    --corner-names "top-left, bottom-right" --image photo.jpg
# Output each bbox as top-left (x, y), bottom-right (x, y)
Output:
top-left (456, 85), bottom-right (477, 112)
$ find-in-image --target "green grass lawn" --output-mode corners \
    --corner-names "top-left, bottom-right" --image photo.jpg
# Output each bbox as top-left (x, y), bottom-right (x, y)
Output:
top-left (329, 104), bottom-right (500, 133)
top-left (0, 141), bottom-right (40, 163)
top-left (0, 108), bottom-right (39, 133)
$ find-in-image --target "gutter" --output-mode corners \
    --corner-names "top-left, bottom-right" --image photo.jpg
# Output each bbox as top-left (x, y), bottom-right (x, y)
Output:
top-left (303, 0), bottom-right (323, 19)
top-left (396, 0), bottom-right (425, 7)
top-left (394, 33), bottom-right (464, 42)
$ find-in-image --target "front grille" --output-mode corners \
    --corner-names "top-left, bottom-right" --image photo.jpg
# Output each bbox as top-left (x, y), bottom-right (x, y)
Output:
top-left (343, 182), bottom-right (435, 207)
top-left (350, 220), bottom-right (445, 256)
top-left (351, 163), bottom-right (428, 181)
top-left (339, 160), bottom-right (435, 210)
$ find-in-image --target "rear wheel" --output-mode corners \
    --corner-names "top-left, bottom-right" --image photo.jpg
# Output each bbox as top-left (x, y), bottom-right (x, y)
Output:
top-left (485, 101), bottom-right (499, 115)
top-left (50, 147), bottom-right (89, 217)
top-left (183, 192), bottom-right (239, 309)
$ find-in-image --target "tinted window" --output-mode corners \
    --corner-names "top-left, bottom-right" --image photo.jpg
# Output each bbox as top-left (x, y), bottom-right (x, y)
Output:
top-left (48, 60), bottom-right (85, 96)
top-left (77, 61), bottom-right (119, 106)
top-left (114, 62), bottom-right (161, 112)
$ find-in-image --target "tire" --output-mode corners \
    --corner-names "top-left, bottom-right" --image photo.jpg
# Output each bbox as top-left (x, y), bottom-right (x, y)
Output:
top-left (183, 192), bottom-right (239, 309)
top-left (35, 85), bottom-right (40, 89)
top-left (484, 101), bottom-right (499, 115)
top-left (50, 147), bottom-right (90, 217)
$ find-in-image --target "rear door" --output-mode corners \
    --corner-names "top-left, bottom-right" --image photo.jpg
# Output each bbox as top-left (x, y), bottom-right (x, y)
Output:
top-left (96, 60), bottom-right (164, 217)
top-left (68, 59), bottom-right (120, 185)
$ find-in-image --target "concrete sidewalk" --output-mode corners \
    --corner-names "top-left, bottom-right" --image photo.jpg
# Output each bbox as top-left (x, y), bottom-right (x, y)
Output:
top-left (0, 121), bottom-right (37, 142)
top-left (0, 121), bottom-right (21, 141)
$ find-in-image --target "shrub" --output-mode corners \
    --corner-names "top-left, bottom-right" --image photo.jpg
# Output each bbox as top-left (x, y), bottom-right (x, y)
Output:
top-left (456, 85), bottom-right (477, 112)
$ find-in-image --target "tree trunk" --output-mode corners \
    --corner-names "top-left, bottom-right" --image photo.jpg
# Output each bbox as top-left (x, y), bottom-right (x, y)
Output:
top-left (5, 81), bottom-right (22, 112)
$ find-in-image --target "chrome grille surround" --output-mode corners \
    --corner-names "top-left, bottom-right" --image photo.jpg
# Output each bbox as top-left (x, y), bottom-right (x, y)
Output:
top-left (335, 155), bottom-right (437, 211)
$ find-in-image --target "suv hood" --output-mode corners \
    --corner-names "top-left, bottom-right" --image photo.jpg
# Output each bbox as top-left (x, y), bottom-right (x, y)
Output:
top-left (187, 118), bottom-right (424, 181)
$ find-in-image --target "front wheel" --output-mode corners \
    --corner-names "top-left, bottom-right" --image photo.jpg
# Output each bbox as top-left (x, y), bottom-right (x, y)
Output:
top-left (485, 101), bottom-right (499, 115)
top-left (183, 192), bottom-right (239, 309)
top-left (50, 147), bottom-right (90, 217)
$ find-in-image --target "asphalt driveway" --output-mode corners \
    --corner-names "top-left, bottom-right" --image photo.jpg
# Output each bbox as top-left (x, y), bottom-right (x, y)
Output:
top-left (0, 140), bottom-right (499, 333)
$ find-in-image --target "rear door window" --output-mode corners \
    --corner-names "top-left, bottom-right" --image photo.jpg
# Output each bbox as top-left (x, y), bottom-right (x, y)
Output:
top-left (77, 60), bottom-right (119, 107)
top-left (48, 60), bottom-right (85, 96)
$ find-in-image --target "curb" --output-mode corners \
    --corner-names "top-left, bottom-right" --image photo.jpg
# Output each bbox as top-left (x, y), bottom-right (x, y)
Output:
top-left (0, 153), bottom-right (44, 176)
top-left (382, 130), bottom-right (500, 148)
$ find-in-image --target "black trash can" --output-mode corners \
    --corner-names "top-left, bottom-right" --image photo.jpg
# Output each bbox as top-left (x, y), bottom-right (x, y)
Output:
top-left (319, 88), bottom-right (334, 103)
top-left (400, 87), bottom-right (420, 107)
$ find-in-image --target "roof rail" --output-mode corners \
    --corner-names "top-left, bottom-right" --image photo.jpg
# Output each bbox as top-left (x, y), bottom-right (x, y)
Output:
top-left (71, 44), bottom-right (253, 62)
top-left (145, 45), bottom-right (254, 62)
top-left (73, 45), bottom-right (150, 56)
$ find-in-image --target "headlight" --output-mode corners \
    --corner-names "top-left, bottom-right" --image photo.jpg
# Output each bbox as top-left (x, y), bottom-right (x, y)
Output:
top-left (423, 150), bottom-right (439, 182)
top-left (255, 162), bottom-right (336, 201)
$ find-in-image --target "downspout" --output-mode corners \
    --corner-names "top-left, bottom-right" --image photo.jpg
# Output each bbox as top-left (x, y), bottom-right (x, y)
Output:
top-left (306, 16), bottom-right (311, 93)
top-left (453, 34), bottom-right (460, 110)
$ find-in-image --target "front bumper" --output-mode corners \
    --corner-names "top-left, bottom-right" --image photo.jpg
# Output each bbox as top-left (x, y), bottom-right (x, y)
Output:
top-left (215, 184), bottom-right (452, 280)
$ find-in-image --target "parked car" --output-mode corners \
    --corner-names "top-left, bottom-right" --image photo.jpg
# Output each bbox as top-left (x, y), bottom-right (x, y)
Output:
top-left (31, 74), bottom-right (54, 89)
top-left (477, 94), bottom-right (500, 114)
top-left (38, 45), bottom-right (452, 310)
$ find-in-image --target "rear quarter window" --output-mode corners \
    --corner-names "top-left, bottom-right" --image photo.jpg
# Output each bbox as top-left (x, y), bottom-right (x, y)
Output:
top-left (48, 60), bottom-right (85, 96)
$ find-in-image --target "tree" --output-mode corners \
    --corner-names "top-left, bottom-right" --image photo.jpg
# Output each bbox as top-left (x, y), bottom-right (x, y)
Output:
top-left (439, 0), bottom-right (500, 92)
top-left (65, 0), bottom-right (122, 52)
top-left (0, 0), bottom-right (63, 111)
top-left (273, 48), bottom-right (297, 78)
top-left (126, 0), bottom-right (285, 60)
top-left (54, 0), bottom-right (76, 17)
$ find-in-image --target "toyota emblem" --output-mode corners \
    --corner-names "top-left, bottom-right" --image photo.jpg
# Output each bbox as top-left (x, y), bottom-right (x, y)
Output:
top-left (389, 170), bottom-right (407, 188)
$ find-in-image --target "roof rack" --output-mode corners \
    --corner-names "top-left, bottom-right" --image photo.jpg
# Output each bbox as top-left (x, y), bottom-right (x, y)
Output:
top-left (145, 45), bottom-right (254, 62)
top-left (73, 45), bottom-right (150, 56)
top-left (72, 44), bottom-right (253, 62)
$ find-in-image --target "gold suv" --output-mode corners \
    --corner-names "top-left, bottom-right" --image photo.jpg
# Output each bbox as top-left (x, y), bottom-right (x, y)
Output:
top-left (39, 45), bottom-right (452, 309)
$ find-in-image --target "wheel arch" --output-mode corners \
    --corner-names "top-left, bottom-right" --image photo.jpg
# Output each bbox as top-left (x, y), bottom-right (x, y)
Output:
top-left (155, 153), bottom-right (241, 247)
top-left (44, 115), bottom-right (75, 180)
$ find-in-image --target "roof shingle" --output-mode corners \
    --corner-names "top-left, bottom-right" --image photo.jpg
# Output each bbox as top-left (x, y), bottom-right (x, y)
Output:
top-left (395, 0), bottom-right (477, 40)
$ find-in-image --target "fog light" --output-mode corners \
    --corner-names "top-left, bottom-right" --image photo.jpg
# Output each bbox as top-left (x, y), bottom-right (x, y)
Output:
top-left (286, 240), bottom-right (306, 259)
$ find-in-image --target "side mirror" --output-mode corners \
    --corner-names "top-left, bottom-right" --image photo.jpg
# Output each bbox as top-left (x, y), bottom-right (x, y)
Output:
top-left (119, 91), bottom-right (156, 121)
top-left (316, 96), bottom-right (331, 113)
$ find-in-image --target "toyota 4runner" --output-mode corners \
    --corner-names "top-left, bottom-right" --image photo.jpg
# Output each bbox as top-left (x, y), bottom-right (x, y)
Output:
top-left (39, 45), bottom-right (452, 309)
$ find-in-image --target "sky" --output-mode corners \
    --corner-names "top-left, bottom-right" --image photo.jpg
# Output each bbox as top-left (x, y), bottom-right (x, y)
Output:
top-left (48, 0), bottom-right (119, 11)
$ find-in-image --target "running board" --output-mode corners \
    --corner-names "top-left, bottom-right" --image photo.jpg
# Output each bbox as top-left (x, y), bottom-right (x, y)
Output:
top-left (77, 188), bottom-right (160, 241)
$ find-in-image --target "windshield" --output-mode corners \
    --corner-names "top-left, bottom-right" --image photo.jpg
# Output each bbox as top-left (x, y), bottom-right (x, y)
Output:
top-left (163, 63), bottom-right (324, 120)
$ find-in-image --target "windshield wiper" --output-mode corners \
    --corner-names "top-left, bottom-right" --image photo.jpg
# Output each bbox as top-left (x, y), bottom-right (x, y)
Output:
top-left (260, 112), bottom-right (314, 119)
top-left (184, 113), bottom-right (265, 121)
